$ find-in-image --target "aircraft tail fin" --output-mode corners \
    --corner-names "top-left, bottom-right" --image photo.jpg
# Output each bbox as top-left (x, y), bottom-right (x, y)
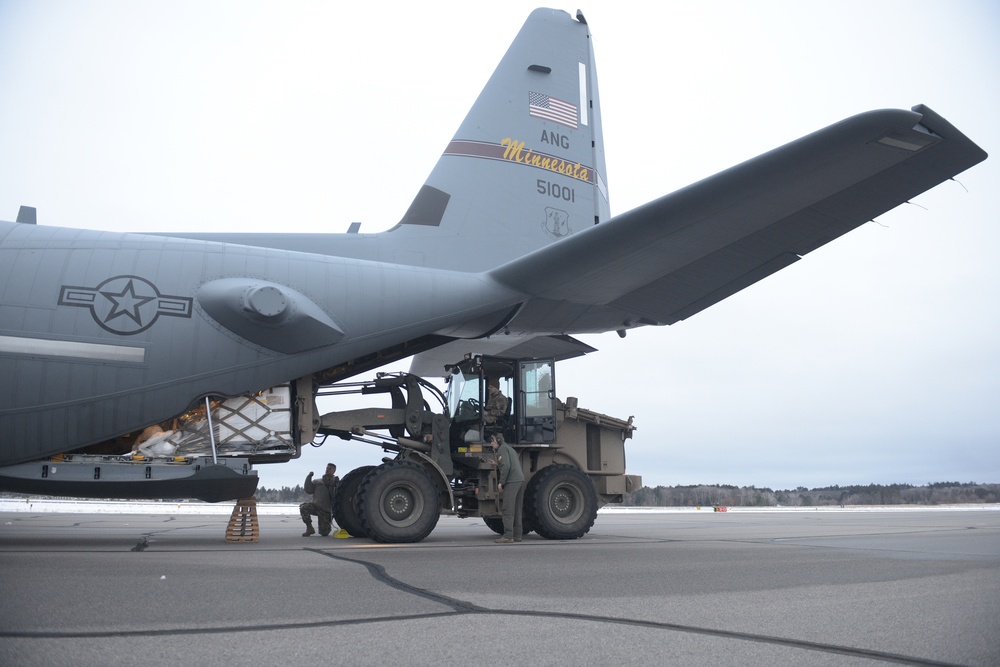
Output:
top-left (386, 8), bottom-right (609, 271)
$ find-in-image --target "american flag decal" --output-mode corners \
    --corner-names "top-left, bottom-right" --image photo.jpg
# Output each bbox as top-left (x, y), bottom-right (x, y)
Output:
top-left (528, 91), bottom-right (578, 129)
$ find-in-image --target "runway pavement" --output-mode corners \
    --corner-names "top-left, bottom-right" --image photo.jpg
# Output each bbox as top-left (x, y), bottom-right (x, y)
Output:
top-left (1, 507), bottom-right (998, 666)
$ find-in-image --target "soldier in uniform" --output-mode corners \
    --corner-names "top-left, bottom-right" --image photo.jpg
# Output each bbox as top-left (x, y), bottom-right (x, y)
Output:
top-left (490, 434), bottom-right (524, 543)
top-left (299, 463), bottom-right (339, 537)
top-left (483, 379), bottom-right (508, 427)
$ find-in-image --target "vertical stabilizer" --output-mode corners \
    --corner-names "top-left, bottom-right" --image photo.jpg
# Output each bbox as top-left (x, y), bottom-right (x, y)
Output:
top-left (387, 8), bottom-right (608, 270)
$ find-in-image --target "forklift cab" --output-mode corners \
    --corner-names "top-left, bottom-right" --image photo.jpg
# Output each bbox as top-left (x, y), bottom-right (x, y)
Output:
top-left (445, 355), bottom-right (557, 445)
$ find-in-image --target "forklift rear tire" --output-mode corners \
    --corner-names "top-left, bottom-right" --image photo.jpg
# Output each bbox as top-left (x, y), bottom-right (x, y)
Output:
top-left (525, 464), bottom-right (597, 540)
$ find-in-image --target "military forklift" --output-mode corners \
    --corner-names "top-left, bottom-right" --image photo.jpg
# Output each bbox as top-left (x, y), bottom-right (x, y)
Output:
top-left (306, 354), bottom-right (640, 543)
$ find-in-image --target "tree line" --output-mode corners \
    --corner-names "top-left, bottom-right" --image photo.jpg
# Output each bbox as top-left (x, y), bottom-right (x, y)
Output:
top-left (620, 481), bottom-right (1000, 507)
top-left (254, 480), bottom-right (1000, 506)
top-left (4, 481), bottom-right (997, 506)
top-left (254, 485), bottom-right (311, 503)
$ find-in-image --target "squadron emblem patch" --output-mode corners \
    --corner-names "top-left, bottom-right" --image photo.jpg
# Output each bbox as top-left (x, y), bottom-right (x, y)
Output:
top-left (542, 207), bottom-right (572, 239)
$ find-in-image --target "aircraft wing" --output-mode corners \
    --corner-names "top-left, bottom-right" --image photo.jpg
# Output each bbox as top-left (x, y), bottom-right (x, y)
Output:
top-left (490, 105), bottom-right (987, 328)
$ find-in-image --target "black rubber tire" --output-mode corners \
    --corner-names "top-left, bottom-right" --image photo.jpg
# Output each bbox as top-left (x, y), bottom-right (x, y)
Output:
top-left (483, 512), bottom-right (534, 536)
top-left (524, 464), bottom-right (597, 540)
top-left (483, 516), bottom-right (505, 535)
top-left (522, 512), bottom-right (535, 536)
top-left (332, 465), bottom-right (375, 538)
top-left (357, 461), bottom-right (440, 543)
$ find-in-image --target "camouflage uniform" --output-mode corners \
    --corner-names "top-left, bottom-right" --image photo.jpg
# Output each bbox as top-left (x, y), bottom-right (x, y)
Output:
top-left (300, 469), bottom-right (339, 536)
top-left (484, 386), bottom-right (508, 425)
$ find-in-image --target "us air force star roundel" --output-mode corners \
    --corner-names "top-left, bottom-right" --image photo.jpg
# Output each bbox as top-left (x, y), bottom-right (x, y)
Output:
top-left (58, 275), bottom-right (193, 335)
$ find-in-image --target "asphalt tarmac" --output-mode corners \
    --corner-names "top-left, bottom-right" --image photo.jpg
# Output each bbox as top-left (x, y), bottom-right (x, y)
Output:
top-left (1, 507), bottom-right (998, 666)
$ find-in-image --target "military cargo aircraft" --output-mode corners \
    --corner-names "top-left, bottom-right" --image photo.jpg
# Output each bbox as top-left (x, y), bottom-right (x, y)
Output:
top-left (0, 8), bottom-right (987, 502)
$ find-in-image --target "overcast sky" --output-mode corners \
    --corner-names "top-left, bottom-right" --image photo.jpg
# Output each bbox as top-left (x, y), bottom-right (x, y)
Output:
top-left (1, 1), bottom-right (997, 492)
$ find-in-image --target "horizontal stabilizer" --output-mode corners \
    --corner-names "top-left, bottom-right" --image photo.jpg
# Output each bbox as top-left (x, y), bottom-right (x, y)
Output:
top-left (490, 105), bottom-right (987, 329)
top-left (409, 334), bottom-right (597, 377)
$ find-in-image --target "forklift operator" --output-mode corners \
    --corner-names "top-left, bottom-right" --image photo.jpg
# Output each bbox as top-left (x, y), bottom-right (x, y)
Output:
top-left (483, 379), bottom-right (508, 425)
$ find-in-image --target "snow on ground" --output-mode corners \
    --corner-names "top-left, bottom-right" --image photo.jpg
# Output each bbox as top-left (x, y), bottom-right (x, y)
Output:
top-left (0, 498), bottom-right (997, 515)
top-left (0, 498), bottom-right (295, 515)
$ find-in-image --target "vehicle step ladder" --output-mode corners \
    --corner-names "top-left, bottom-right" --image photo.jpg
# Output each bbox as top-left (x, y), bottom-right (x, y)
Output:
top-left (225, 497), bottom-right (259, 542)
